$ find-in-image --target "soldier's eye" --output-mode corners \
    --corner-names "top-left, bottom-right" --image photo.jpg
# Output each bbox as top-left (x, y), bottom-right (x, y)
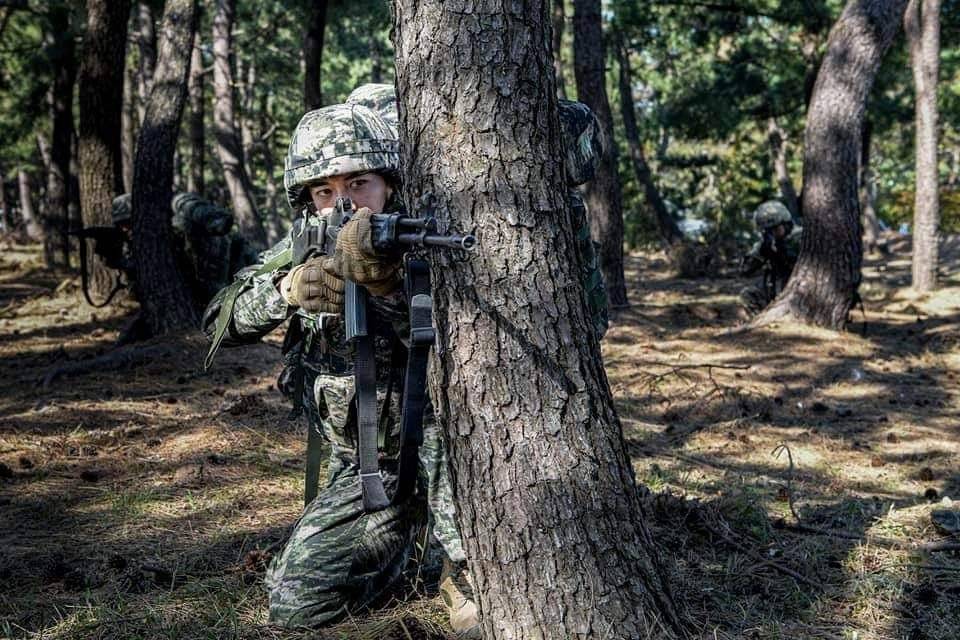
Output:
top-left (350, 179), bottom-right (368, 190)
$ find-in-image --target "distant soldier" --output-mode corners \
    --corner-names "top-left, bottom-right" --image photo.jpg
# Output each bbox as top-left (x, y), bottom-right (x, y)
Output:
top-left (739, 200), bottom-right (799, 315)
top-left (101, 192), bottom-right (256, 310)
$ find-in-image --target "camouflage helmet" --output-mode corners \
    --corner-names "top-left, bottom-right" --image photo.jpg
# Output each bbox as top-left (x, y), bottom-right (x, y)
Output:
top-left (558, 99), bottom-right (604, 187)
top-left (112, 194), bottom-right (132, 225)
top-left (283, 103), bottom-right (399, 209)
top-left (753, 200), bottom-right (793, 230)
top-left (346, 83), bottom-right (399, 134)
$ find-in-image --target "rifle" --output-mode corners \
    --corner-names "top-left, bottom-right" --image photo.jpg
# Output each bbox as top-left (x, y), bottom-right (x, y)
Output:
top-left (291, 195), bottom-right (475, 511)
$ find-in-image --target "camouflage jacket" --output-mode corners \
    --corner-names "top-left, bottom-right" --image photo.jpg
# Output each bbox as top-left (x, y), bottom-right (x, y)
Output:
top-left (202, 215), bottom-right (409, 455)
top-left (741, 229), bottom-right (800, 293)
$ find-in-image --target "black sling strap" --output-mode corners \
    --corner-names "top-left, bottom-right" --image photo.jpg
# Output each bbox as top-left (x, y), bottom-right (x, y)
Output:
top-left (392, 258), bottom-right (434, 506)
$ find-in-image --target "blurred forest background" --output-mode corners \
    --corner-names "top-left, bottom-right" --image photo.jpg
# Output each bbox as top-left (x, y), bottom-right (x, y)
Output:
top-left (1, 0), bottom-right (957, 264)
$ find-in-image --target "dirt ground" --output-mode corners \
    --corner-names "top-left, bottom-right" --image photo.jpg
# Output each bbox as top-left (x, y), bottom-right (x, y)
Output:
top-left (0, 237), bottom-right (957, 640)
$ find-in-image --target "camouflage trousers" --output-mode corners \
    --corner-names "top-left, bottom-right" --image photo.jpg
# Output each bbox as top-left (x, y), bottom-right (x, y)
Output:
top-left (265, 416), bottom-right (464, 628)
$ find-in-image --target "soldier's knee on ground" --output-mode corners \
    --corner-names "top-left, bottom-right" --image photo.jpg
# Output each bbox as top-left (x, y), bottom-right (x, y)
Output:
top-left (265, 470), bottom-right (427, 628)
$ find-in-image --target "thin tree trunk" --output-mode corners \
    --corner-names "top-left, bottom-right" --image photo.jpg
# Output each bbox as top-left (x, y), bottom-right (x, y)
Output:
top-left (44, 7), bottom-right (76, 269)
top-left (947, 145), bottom-right (958, 188)
top-left (213, 0), bottom-right (266, 247)
top-left (766, 117), bottom-right (801, 219)
top-left (18, 169), bottom-right (42, 241)
top-left (572, 0), bottom-right (628, 306)
top-left (905, 0), bottom-right (940, 292)
top-left (553, 0), bottom-right (568, 99)
top-left (393, 3), bottom-right (685, 639)
top-left (302, 0), bottom-right (327, 110)
top-left (860, 120), bottom-right (882, 254)
top-left (136, 2), bottom-right (157, 124)
top-left (756, 0), bottom-right (909, 330)
top-left (132, 0), bottom-right (200, 336)
top-left (187, 31), bottom-right (204, 195)
top-left (240, 54), bottom-right (256, 165)
top-left (370, 34), bottom-right (384, 84)
top-left (615, 33), bottom-right (683, 248)
top-left (122, 55), bottom-right (136, 193)
top-left (78, 0), bottom-right (132, 300)
top-left (0, 164), bottom-right (9, 233)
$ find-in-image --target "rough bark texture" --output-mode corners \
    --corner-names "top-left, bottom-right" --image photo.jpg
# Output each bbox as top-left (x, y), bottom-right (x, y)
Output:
top-left (766, 117), bottom-right (801, 219)
top-left (755, 0), bottom-right (908, 330)
top-left (18, 169), bottom-right (42, 241)
top-left (132, 0), bottom-right (200, 335)
top-left (393, 3), bottom-right (684, 639)
top-left (552, 0), bottom-right (567, 99)
top-left (905, 0), bottom-right (940, 292)
top-left (213, 0), bottom-right (266, 248)
top-left (78, 0), bottom-right (132, 301)
top-left (187, 31), bottom-right (204, 195)
top-left (303, 0), bottom-right (327, 110)
top-left (615, 35), bottom-right (683, 247)
top-left (136, 2), bottom-right (157, 124)
top-left (572, 0), bottom-right (628, 306)
top-left (44, 7), bottom-right (76, 268)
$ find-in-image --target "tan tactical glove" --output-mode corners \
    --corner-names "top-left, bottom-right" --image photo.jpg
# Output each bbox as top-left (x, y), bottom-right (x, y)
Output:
top-left (323, 207), bottom-right (401, 296)
top-left (279, 257), bottom-right (345, 313)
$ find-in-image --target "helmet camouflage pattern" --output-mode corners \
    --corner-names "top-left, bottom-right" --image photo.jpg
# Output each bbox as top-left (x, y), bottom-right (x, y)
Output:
top-left (346, 83), bottom-right (399, 133)
top-left (558, 99), bottom-right (604, 187)
top-left (753, 200), bottom-right (793, 230)
top-left (283, 103), bottom-right (399, 209)
top-left (112, 194), bottom-right (132, 225)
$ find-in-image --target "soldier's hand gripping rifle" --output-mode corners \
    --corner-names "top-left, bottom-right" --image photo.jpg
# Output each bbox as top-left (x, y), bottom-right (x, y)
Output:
top-left (292, 195), bottom-right (475, 512)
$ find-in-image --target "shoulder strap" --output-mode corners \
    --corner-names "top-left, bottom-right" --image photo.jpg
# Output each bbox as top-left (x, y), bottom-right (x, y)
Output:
top-left (203, 246), bottom-right (293, 370)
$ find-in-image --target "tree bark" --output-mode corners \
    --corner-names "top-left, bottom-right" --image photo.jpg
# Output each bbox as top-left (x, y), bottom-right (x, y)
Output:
top-left (18, 168), bottom-right (42, 241)
top-left (755, 0), bottom-right (908, 330)
top-left (78, 0), bottom-right (132, 301)
top-left (393, 3), bottom-right (684, 639)
top-left (44, 7), bottom-right (76, 269)
top-left (615, 33), bottom-right (683, 248)
top-left (573, 0), bottom-right (628, 307)
top-left (553, 0), bottom-right (567, 99)
top-left (135, 1), bottom-right (157, 124)
top-left (213, 0), bottom-right (266, 247)
top-left (132, 0), bottom-right (200, 336)
top-left (860, 120), bottom-right (882, 254)
top-left (905, 0), bottom-right (940, 292)
top-left (766, 117), bottom-right (801, 219)
top-left (187, 31), bottom-right (204, 195)
top-left (122, 53), bottom-right (136, 193)
top-left (303, 0), bottom-right (327, 110)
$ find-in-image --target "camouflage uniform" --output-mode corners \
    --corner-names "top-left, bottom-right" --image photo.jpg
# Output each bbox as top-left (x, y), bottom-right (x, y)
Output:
top-left (739, 200), bottom-right (800, 314)
top-left (110, 192), bottom-right (256, 309)
top-left (203, 104), bottom-right (464, 628)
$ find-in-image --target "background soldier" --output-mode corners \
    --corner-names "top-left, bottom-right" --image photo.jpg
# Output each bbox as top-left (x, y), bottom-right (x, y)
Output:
top-left (739, 200), bottom-right (799, 316)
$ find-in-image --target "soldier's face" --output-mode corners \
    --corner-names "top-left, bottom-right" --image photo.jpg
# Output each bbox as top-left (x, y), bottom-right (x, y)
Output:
top-left (308, 172), bottom-right (392, 215)
top-left (772, 224), bottom-right (788, 239)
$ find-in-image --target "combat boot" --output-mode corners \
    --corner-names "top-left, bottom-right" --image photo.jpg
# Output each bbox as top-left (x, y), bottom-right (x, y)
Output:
top-left (440, 558), bottom-right (480, 639)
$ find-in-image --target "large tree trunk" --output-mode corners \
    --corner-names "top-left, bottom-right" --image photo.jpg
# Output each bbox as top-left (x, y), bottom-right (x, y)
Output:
top-left (213, 0), bottom-right (266, 247)
top-left (766, 117), bottom-right (801, 219)
top-left (755, 0), bottom-right (908, 330)
top-left (552, 0), bottom-right (567, 99)
top-left (905, 0), bottom-right (940, 292)
top-left (187, 31), bottom-right (204, 195)
top-left (302, 0), bottom-right (327, 110)
top-left (393, 3), bottom-right (684, 639)
top-left (573, 0), bottom-right (628, 307)
top-left (18, 169), bottom-right (43, 241)
top-left (132, 0), bottom-right (200, 336)
top-left (78, 0), bottom-right (132, 301)
top-left (615, 33), bottom-right (683, 248)
top-left (44, 7), bottom-right (76, 269)
top-left (135, 2), bottom-right (157, 125)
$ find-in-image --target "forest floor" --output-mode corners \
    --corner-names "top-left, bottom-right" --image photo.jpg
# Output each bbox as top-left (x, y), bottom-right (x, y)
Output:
top-left (0, 236), bottom-right (958, 640)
